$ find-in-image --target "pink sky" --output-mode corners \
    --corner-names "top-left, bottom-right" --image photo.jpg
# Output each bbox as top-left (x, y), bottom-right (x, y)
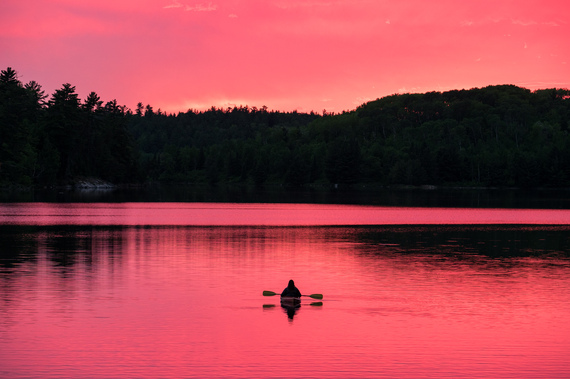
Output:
top-left (1, 0), bottom-right (569, 113)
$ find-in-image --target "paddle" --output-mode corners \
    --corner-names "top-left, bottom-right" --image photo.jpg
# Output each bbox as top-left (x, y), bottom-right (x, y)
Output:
top-left (263, 290), bottom-right (323, 300)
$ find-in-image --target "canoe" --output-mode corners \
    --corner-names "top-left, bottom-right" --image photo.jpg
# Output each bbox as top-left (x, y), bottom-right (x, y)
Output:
top-left (280, 296), bottom-right (301, 306)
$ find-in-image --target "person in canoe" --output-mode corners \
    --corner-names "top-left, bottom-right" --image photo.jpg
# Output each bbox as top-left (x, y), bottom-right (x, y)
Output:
top-left (281, 279), bottom-right (302, 298)
top-left (280, 280), bottom-right (302, 320)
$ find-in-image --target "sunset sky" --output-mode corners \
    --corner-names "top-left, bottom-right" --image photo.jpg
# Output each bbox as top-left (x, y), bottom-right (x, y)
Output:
top-left (1, 0), bottom-right (568, 113)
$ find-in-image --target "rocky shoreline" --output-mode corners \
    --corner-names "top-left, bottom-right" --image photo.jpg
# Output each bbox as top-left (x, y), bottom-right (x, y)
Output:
top-left (72, 177), bottom-right (116, 190)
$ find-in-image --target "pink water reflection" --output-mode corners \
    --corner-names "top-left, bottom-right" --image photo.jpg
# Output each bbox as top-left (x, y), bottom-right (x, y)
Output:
top-left (1, 202), bottom-right (569, 225)
top-left (1, 225), bottom-right (569, 378)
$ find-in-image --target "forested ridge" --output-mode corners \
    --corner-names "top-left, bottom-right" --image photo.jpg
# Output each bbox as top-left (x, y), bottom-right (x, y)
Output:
top-left (1, 66), bottom-right (569, 189)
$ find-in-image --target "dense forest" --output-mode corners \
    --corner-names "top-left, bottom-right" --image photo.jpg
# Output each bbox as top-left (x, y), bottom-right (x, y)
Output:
top-left (1, 66), bottom-right (569, 189)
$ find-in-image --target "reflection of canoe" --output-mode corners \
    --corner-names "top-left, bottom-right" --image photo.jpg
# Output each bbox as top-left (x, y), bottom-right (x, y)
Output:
top-left (280, 297), bottom-right (301, 320)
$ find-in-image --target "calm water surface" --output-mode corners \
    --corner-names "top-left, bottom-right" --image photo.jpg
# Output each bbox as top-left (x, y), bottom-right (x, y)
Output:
top-left (1, 203), bottom-right (569, 378)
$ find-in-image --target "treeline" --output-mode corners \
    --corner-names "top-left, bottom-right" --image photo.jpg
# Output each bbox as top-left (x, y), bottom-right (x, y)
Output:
top-left (129, 83), bottom-right (570, 188)
top-left (0, 67), bottom-right (137, 186)
top-left (131, 103), bottom-right (321, 184)
top-left (319, 85), bottom-right (570, 187)
top-left (2, 66), bottom-right (570, 188)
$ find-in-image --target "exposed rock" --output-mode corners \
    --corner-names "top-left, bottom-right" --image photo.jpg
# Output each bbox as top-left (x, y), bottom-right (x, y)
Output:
top-left (73, 177), bottom-right (116, 189)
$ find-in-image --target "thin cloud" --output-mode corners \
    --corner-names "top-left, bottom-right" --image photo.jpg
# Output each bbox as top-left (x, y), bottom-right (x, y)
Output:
top-left (164, 0), bottom-right (183, 9)
top-left (398, 87), bottom-right (423, 94)
top-left (515, 81), bottom-right (570, 87)
top-left (512, 19), bottom-right (538, 26)
top-left (164, 1), bottom-right (218, 11)
top-left (353, 96), bottom-right (371, 105)
top-left (186, 3), bottom-right (218, 12)
top-left (511, 19), bottom-right (560, 27)
top-left (274, 1), bottom-right (341, 9)
top-left (461, 18), bottom-right (560, 27)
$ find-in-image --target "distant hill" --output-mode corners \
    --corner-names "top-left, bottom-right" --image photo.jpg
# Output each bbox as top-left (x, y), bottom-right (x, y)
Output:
top-left (311, 85), bottom-right (570, 187)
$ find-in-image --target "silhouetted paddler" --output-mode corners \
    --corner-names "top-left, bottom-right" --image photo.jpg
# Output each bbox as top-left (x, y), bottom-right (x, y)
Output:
top-left (281, 279), bottom-right (302, 298)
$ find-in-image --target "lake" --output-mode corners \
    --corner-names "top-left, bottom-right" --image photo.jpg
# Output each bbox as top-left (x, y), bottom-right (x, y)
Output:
top-left (1, 202), bottom-right (570, 378)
